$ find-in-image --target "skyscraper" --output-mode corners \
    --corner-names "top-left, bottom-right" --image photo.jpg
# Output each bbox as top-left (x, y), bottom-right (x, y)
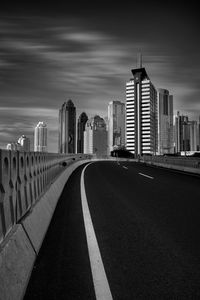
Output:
top-left (157, 89), bottom-right (174, 155)
top-left (34, 122), bottom-right (47, 152)
top-left (18, 135), bottom-right (30, 152)
top-left (84, 115), bottom-right (107, 156)
top-left (108, 100), bottom-right (125, 153)
top-left (197, 117), bottom-right (200, 151)
top-left (174, 112), bottom-right (199, 153)
top-left (189, 120), bottom-right (198, 151)
top-left (174, 112), bottom-right (190, 153)
top-left (77, 112), bottom-right (88, 153)
top-left (58, 100), bottom-right (76, 154)
top-left (126, 67), bottom-right (157, 156)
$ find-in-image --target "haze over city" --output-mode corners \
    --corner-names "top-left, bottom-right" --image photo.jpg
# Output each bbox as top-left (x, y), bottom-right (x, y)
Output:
top-left (0, 1), bottom-right (199, 152)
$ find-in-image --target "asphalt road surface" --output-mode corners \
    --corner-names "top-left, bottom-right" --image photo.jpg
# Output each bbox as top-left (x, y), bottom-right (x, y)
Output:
top-left (24, 161), bottom-right (200, 299)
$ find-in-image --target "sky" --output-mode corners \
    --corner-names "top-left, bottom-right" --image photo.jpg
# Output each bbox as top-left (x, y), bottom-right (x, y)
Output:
top-left (0, 1), bottom-right (200, 152)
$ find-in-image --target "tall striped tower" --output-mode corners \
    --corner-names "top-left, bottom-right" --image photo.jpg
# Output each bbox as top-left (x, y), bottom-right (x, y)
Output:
top-left (126, 67), bottom-right (157, 156)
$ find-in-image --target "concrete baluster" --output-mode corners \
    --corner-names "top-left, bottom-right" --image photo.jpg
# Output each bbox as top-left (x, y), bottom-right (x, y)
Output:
top-left (17, 151), bottom-right (27, 220)
top-left (33, 153), bottom-right (39, 201)
top-left (52, 159), bottom-right (56, 180)
top-left (38, 154), bottom-right (42, 196)
top-left (46, 157), bottom-right (50, 184)
top-left (10, 150), bottom-right (18, 224)
top-left (0, 150), bottom-right (14, 242)
top-left (40, 154), bottom-right (44, 193)
top-left (25, 152), bottom-right (32, 209)
top-left (43, 155), bottom-right (47, 186)
top-left (29, 153), bottom-right (36, 204)
top-left (46, 156), bottom-right (49, 185)
top-left (42, 154), bottom-right (46, 191)
top-left (49, 155), bottom-right (54, 183)
top-left (39, 154), bottom-right (44, 194)
top-left (41, 155), bottom-right (44, 190)
top-left (35, 153), bottom-right (41, 199)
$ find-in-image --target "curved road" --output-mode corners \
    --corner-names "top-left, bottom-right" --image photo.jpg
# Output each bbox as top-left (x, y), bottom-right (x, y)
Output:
top-left (24, 161), bottom-right (200, 299)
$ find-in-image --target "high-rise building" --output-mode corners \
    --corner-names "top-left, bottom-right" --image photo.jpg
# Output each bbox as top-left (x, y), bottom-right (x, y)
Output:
top-left (34, 121), bottom-right (47, 152)
top-left (157, 89), bottom-right (174, 154)
top-left (59, 100), bottom-right (76, 154)
top-left (18, 135), bottom-right (30, 152)
top-left (189, 120), bottom-right (198, 151)
top-left (174, 112), bottom-right (190, 152)
top-left (84, 115), bottom-right (107, 156)
top-left (126, 67), bottom-right (157, 156)
top-left (197, 117), bottom-right (200, 151)
top-left (174, 112), bottom-right (199, 153)
top-left (77, 112), bottom-right (88, 153)
top-left (108, 100), bottom-right (125, 153)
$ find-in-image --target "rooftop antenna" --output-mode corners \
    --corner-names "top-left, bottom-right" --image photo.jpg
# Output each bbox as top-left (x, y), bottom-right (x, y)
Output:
top-left (137, 53), bottom-right (142, 68)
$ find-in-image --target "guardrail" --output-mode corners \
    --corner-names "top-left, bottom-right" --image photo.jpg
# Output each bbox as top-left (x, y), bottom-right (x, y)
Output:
top-left (0, 150), bottom-right (90, 245)
top-left (141, 155), bottom-right (200, 170)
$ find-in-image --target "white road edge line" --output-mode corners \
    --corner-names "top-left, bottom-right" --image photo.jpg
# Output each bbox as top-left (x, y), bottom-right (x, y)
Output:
top-left (122, 166), bottom-right (128, 170)
top-left (139, 172), bottom-right (154, 179)
top-left (81, 162), bottom-right (113, 300)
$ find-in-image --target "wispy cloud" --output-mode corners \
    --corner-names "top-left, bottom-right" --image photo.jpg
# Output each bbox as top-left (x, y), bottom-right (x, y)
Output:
top-left (0, 13), bottom-right (199, 151)
top-left (0, 106), bottom-right (58, 117)
top-left (59, 32), bottom-right (107, 43)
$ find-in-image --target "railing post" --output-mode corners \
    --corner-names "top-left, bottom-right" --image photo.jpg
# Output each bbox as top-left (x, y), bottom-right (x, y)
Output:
top-left (10, 150), bottom-right (18, 224)
top-left (24, 152), bottom-right (32, 209)
top-left (17, 151), bottom-right (27, 221)
top-left (0, 150), bottom-right (14, 242)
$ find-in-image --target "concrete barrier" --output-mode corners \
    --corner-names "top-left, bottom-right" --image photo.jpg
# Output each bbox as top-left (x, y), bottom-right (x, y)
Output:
top-left (144, 160), bottom-right (200, 175)
top-left (0, 150), bottom-right (14, 243)
top-left (0, 225), bottom-right (35, 300)
top-left (0, 153), bottom-right (90, 300)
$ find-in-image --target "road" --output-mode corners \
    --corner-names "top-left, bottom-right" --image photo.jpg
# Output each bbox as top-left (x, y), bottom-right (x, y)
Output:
top-left (24, 161), bottom-right (200, 299)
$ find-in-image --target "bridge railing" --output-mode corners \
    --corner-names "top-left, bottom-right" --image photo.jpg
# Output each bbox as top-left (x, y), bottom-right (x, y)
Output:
top-left (142, 155), bottom-right (200, 169)
top-left (0, 150), bottom-right (90, 245)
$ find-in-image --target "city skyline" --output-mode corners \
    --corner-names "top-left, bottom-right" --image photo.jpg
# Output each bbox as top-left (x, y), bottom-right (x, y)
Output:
top-left (0, 2), bottom-right (199, 152)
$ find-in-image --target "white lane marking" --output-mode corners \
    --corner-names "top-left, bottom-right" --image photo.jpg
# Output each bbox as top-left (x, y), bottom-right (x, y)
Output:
top-left (81, 163), bottom-right (113, 300)
top-left (122, 166), bottom-right (128, 170)
top-left (139, 172), bottom-right (154, 179)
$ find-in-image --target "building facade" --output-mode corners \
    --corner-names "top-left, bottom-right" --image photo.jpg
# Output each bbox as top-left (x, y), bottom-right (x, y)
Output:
top-left (84, 115), bottom-right (107, 156)
top-left (189, 120), bottom-right (198, 151)
top-left (174, 112), bottom-right (199, 152)
top-left (59, 100), bottom-right (76, 154)
top-left (157, 89), bottom-right (174, 154)
top-left (174, 112), bottom-right (189, 152)
top-left (77, 112), bottom-right (88, 153)
top-left (126, 67), bottom-right (157, 156)
top-left (18, 135), bottom-right (30, 152)
top-left (34, 121), bottom-right (47, 152)
top-left (107, 100), bottom-right (125, 153)
top-left (197, 117), bottom-right (200, 151)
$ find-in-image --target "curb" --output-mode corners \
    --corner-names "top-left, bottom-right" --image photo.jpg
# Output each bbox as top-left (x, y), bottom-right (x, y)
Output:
top-left (144, 161), bottom-right (200, 176)
top-left (0, 159), bottom-right (90, 300)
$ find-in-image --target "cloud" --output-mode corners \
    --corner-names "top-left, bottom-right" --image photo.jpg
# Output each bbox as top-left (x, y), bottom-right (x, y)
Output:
top-left (0, 14), bottom-right (200, 152)
top-left (60, 32), bottom-right (107, 43)
top-left (0, 106), bottom-right (58, 117)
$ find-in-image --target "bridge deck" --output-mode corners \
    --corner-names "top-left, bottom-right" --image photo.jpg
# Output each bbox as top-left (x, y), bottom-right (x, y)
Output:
top-left (24, 161), bottom-right (200, 299)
